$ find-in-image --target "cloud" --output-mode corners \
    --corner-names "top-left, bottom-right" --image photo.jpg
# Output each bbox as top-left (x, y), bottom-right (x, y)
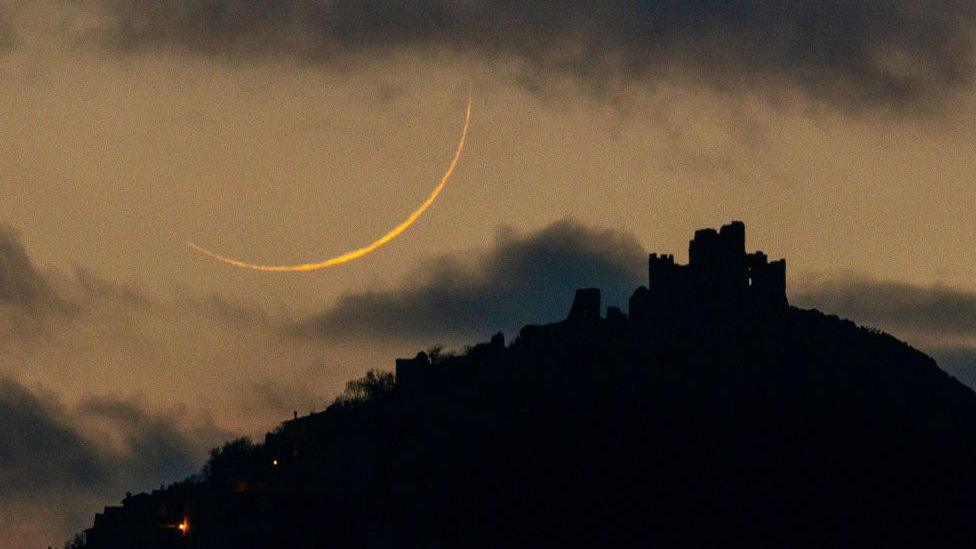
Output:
top-left (0, 226), bottom-right (68, 345)
top-left (0, 225), bottom-right (57, 311)
top-left (89, 0), bottom-right (976, 110)
top-left (66, 266), bottom-right (274, 331)
top-left (793, 273), bottom-right (976, 338)
top-left (305, 219), bottom-right (645, 342)
top-left (929, 347), bottom-right (976, 389)
top-left (0, 12), bottom-right (12, 52)
top-left (0, 378), bottom-right (104, 499)
top-left (0, 222), bottom-right (373, 446)
top-left (930, 347), bottom-right (976, 389)
top-left (0, 377), bottom-right (226, 547)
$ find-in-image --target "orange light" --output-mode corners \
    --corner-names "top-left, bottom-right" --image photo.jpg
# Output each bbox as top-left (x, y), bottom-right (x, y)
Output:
top-left (178, 519), bottom-right (189, 534)
top-left (272, 459), bottom-right (278, 466)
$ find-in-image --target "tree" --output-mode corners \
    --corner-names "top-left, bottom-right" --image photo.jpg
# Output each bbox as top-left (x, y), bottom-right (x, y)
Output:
top-left (202, 437), bottom-right (256, 481)
top-left (337, 369), bottom-right (395, 405)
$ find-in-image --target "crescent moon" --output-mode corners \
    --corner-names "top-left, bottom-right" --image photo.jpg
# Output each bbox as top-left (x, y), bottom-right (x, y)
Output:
top-left (187, 94), bottom-right (472, 272)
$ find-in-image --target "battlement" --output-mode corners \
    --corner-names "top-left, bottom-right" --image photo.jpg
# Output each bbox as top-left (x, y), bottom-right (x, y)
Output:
top-left (640, 221), bottom-right (786, 316)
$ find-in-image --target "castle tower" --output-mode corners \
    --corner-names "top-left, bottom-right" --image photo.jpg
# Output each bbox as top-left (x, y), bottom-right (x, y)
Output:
top-left (567, 288), bottom-right (601, 322)
top-left (747, 251), bottom-right (787, 308)
top-left (395, 351), bottom-right (431, 390)
top-left (643, 221), bottom-right (787, 314)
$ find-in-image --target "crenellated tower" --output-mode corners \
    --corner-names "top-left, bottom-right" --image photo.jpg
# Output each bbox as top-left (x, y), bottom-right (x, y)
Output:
top-left (634, 221), bottom-right (787, 320)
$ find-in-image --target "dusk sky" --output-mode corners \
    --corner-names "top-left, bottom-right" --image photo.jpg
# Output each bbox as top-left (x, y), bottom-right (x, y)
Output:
top-left (2, 1), bottom-right (976, 545)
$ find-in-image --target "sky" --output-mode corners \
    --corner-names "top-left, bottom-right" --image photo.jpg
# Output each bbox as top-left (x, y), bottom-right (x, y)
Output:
top-left (2, 1), bottom-right (976, 546)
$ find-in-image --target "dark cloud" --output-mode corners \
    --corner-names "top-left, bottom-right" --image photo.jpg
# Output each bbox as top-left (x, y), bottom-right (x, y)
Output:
top-left (0, 381), bottom-right (209, 500)
top-left (0, 225), bottom-right (56, 311)
top-left (0, 376), bottom-right (226, 545)
top-left (0, 378), bottom-right (105, 498)
top-left (94, 0), bottom-right (976, 109)
top-left (794, 274), bottom-right (976, 337)
top-left (76, 395), bottom-right (215, 483)
top-left (929, 347), bottom-right (976, 389)
top-left (305, 219), bottom-right (644, 341)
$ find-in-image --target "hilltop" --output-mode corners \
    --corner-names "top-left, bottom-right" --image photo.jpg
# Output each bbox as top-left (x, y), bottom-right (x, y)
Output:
top-left (75, 223), bottom-right (976, 548)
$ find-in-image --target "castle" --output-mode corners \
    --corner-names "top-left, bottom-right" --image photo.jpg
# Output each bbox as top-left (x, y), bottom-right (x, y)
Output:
top-left (83, 222), bottom-right (976, 549)
top-left (626, 221), bottom-right (787, 322)
top-left (85, 221), bottom-right (789, 545)
top-left (397, 221), bottom-right (787, 384)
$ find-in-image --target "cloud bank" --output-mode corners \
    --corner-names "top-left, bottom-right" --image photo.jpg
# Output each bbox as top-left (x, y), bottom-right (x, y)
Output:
top-left (0, 225), bottom-right (57, 310)
top-left (794, 273), bottom-right (976, 388)
top-left (307, 219), bottom-right (645, 342)
top-left (929, 348), bottom-right (976, 389)
top-left (92, 0), bottom-right (976, 109)
top-left (0, 376), bottom-right (225, 547)
top-left (310, 223), bottom-right (976, 351)
top-left (794, 274), bottom-right (976, 338)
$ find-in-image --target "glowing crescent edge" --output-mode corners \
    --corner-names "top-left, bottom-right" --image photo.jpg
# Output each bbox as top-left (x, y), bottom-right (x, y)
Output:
top-left (187, 95), bottom-right (472, 272)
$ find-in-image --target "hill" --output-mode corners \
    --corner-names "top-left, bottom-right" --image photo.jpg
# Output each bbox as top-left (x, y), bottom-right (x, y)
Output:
top-left (74, 223), bottom-right (976, 547)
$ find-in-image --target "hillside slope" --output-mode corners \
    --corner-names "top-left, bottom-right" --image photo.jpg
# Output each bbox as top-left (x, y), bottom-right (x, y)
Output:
top-left (76, 223), bottom-right (976, 547)
top-left (75, 299), bottom-right (976, 547)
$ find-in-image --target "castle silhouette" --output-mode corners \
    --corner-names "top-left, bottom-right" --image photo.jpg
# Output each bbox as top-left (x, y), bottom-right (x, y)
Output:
top-left (397, 221), bottom-right (787, 385)
top-left (75, 222), bottom-right (976, 549)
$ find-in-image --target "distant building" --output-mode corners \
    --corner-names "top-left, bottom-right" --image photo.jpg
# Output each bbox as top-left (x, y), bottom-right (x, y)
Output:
top-left (395, 221), bottom-right (786, 382)
top-left (566, 288), bottom-right (602, 323)
top-left (394, 351), bottom-right (432, 391)
top-left (632, 221), bottom-right (786, 320)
